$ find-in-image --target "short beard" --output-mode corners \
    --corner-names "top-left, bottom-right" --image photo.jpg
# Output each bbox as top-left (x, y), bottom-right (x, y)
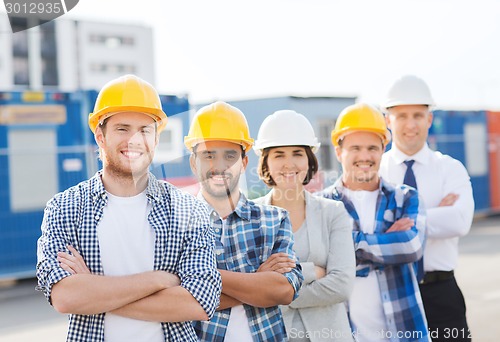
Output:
top-left (201, 171), bottom-right (240, 198)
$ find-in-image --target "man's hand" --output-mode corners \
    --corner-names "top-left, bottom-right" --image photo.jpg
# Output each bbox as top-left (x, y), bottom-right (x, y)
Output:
top-left (386, 217), bottom-right (415, 233)
top-left (438, 193), bottom-right (459, 207)
top-left (257, 252), bottom-right (295, 274)
top-left (58, 245), bottom-right (180, 288)
top-left (57, 245), bottom-right (90, 275)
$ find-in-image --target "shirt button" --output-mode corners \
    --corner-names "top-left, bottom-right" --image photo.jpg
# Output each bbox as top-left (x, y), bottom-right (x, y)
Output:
top-left (214, 228), bottom-right (220, 233)
top-left (216, 250), bottom-right (223, 256)
top-left (222, 313), bottom-right (229, 319)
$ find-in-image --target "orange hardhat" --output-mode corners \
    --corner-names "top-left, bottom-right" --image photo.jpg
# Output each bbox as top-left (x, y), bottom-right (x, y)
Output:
top-left (331, 103), bottom-right (391, 147)
top-left (184, 101), bottom-right (254, 152)
top-left (88, 74), bottom-right (167, 133)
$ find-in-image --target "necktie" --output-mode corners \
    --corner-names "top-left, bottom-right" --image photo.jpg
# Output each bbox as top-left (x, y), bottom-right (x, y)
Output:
top-left (403, 160), bottom-right (424, 282)
top-left (403, 160), bottom-right (417, 189)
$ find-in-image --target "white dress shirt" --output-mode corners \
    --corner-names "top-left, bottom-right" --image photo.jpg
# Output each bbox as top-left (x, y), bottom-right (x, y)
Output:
top-left (380, 144), bottom-right (474, 272)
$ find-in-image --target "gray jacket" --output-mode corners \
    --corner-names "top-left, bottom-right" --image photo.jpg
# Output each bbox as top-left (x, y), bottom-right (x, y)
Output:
top-left (253, 190), bottom-right (355, 341)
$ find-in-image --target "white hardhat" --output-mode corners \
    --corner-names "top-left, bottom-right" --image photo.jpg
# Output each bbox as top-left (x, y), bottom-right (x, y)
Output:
top-left (383, 75), bottom-right (435, 110)
top-left (254, 110), bottom-right (320, 156)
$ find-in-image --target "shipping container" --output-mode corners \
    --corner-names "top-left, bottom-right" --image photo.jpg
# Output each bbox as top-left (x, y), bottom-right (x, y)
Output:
top-left (0, 90), bottom-right (190, 280)
top-left (486, 111), bottom-right (500, 212)
top-left (429, 110), bottom-right (490, 212)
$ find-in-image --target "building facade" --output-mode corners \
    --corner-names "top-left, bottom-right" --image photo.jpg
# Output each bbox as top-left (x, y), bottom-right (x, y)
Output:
top-left (0, 16), bottom-right (155, 91)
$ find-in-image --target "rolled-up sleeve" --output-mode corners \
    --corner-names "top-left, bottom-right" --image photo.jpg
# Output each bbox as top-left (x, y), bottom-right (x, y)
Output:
top-left (36, 198), bottom-right (73, 303)
top-left (178, 213), bottom-right (222, 319)
top-left (273, 214), bottom-right (304, 300)
top-left (354, 187), bottom-right (426, 265)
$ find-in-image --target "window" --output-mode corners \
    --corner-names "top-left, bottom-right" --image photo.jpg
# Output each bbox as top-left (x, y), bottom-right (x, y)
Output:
top-left (8, 129), bottom-right (58, 212)
top-left (317, 118), bottom-right (342, 187)
top-left (89, 34), bottom-right (135, 47)
top-left (90, 63), bottom-right (136, 74)
top-left (464, 122), bottom-right (488, 176)
top-left (11, 17), bottom-right (30, 86)
top-left (13, 58), bottom-right (29, 86)
top-left (154, 117), bottom-right (184, 164)
top-left (40, 20), bottom-right (59, 86)
top-left (317, 119), bottom-right (338, 171)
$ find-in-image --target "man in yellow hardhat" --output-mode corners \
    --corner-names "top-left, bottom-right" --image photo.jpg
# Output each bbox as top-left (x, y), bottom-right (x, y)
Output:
top-left (186, 101), bottom-right (303, 342)
top-left (380, 75), bottom-right (473, 342)
top-left (36, 75), bottom-right (221, 342)
top-left (319, 103), bottom-right (429, 341)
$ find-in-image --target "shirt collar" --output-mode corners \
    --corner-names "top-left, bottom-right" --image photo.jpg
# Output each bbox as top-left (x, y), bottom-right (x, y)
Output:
top-left (333, 175), bottom-right (395, 196)
top-left (90, 171), bottom-right (162, 204)
top-left (390, 143), bottom-right (431, 165)
top-left (196, 191), bottom-right (252, 221)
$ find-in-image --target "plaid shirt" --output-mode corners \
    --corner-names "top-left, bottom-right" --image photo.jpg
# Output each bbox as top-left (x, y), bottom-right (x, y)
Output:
top-left (320, 178), bottom-right (429, 342)
top-left (36, 172), bottom-right (221, 342)
top-left (193, 193), bottom-right (303, 342)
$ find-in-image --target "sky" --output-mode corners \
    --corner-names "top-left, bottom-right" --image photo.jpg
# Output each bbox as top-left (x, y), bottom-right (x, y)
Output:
top-left (9, 0), bottom-right (500, 108)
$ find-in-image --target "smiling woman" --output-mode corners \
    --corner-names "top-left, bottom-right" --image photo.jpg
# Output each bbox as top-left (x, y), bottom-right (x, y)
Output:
top-left (253, 109), bottom-right (355, 342)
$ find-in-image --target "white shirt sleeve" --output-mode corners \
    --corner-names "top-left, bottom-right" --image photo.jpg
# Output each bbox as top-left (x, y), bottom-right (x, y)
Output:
top-left (426, 158), bottom-right (474, 239)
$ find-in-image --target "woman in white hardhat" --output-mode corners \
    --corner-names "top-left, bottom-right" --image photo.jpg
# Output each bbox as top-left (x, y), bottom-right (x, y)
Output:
top-left (253, 110), bottom-right (355, 342)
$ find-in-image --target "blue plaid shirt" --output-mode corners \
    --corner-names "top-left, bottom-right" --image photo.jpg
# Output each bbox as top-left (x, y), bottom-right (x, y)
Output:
top-left (36, 172), bottom-right (221, 342)
top-left (193, 193), bottom-right (303, 342)
top-left (320, 178), bottom-right (429, 342)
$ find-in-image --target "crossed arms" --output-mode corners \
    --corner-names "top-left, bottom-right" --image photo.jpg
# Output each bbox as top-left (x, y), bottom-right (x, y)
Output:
top-left (217, 215), bottom-right (303, 310)
top-left (218, 254), bottom-right (298, 310)
top-left (58, 247), bottom-right (299, 314)
top-left (36, 197), bottom-right (221, 323)
top-left (53, 246), bottom-right (207, 322)
top-left (353, 188), bottom-right (426, 266)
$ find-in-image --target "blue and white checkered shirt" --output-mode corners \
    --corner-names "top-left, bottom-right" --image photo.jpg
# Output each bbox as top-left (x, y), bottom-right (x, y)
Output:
top-left (193, 193), bottom-right (303, 342)
top-left (319, 178), bottom-right (429, 342)
top-left (36, 172), bottom-right (221, 342)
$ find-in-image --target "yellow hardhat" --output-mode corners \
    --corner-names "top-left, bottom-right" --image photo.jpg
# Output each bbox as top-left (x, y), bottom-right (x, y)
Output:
top-left (88, 74), bottom-right (167, 133)
top-left (184, 101), bottom-right (254, 151)
top-left (331, 103), bottom-right (391, 147)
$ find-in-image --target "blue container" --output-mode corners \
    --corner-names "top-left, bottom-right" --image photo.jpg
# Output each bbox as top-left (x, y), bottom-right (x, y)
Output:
top-left (0, 90), bottom-right (191, 279)
top-left (150, 95), bottom-right (192, 182)
top-left (0, 91), bottom-right (91, 279)
top-left (429, 110), bottom-right (490, 212)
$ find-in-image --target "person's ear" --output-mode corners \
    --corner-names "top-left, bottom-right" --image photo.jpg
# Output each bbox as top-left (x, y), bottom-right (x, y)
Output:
top-left (241, 154), bottom-right (248, 173)
top-left (94, 127), bottom-right (105, 147)
top-left (335, 145), bottom-right (342, 162)
top-left (189, 153), bottom-right (198, 175)
top-left (385, 113), bottom-right (393, 130)
top-left (427, 111), bottom-right (433, 129)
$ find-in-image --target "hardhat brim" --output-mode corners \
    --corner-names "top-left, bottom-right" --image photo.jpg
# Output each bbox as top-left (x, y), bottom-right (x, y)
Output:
top-left (184, 137), bottom-right (254, 152)
top-left (332, 127), bottom-right (391, 147)
top-left (89, 106), bottom-right (168, 133)
top-left (253, 142), bottom-right (321, 156)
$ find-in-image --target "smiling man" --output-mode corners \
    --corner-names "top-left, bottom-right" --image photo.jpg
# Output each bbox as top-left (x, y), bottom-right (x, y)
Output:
top-left (320, 103), bottom-right (430, 342)
top-left (36, 75), bottom-right (221, 342)
top-left (186, 101), bottom-right (303, 342)
top-left (380, 75), bottom-right (474, 342)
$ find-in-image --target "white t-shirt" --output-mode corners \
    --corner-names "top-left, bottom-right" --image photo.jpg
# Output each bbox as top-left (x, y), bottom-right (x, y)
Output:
top-left (344, 188), bottom-right (389, 342)
top-left (220, 218), bottom-right (253, 342)
top-left (97, 191), bottom-right (163, 342)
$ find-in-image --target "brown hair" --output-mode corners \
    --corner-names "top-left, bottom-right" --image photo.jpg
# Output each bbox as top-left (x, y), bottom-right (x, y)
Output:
top-left (258, 146), bottom-right (318, 186)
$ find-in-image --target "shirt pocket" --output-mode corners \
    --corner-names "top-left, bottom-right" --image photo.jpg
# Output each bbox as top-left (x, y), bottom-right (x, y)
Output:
top-left (245, 248), bottom-right (263, 272)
